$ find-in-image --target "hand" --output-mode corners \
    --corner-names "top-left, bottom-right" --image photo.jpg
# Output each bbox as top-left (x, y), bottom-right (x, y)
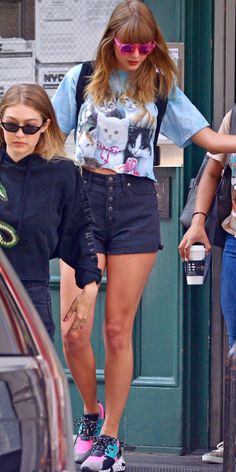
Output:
top-left (178, 223), bottom-right (211, 261)
top-left (63, 282), bottom-right (98, 331)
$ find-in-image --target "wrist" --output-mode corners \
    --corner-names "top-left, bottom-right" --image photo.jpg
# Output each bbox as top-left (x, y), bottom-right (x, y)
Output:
top-left (192, 211), bottom-right (207, 220)
top-left (191, 212), bottom-right (207, 228)
top-left (83, 281), bottom-right (99, 293)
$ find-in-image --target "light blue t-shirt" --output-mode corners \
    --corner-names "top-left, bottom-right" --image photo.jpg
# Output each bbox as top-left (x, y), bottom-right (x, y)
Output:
top-left (52, 64), bottom-right (209, 180)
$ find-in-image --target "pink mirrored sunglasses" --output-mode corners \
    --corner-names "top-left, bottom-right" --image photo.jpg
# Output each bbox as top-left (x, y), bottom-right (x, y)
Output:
top-left (114, 37), bottom-right (156, 55)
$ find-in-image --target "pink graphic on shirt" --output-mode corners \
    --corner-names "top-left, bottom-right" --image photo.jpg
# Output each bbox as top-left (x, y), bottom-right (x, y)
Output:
top-left (116, 157), bottom-right (140, 176)
top-left (97, 141), bottom-right (120, 164)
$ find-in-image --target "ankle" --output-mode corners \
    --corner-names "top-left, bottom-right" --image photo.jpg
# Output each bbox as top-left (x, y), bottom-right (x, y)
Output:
top-left (101, 428), bottom-right (118, 440)
top-left (84, 402), bottom-right (100, 415)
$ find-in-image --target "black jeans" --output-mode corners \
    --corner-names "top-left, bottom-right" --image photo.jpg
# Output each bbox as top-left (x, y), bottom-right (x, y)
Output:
top-left (23, 281), bottom-right (55, 341)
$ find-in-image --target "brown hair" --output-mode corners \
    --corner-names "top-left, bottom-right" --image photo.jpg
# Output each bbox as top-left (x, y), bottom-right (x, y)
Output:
top-left (0, 83), bottom-right (66, 160)
top-left (86, 0), bottom-right (177, 104)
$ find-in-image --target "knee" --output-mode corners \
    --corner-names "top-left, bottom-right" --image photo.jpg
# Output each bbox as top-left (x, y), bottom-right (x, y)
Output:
top-left (62, 328), bottom-right (90, 354)
top-left (104, 322), bottom-right (131, 354)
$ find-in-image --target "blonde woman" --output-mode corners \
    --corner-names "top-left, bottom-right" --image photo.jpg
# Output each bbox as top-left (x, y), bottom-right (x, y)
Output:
top-left (53, 2), bottom-right (236, 471)
top-left (0, 83), bottom-right (101, 341)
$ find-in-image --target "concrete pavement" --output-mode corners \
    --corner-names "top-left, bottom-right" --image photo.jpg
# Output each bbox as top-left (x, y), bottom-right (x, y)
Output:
top-left (76, 450), bottom-right (222, 472)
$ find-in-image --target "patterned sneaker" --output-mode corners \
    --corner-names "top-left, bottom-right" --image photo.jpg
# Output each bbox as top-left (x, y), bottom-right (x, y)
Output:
top-left (81, 434), bottom-right (126, 471)
top-left (202, 441), bottom-right (236, 464)
top-left (74, 402), bottom-right (105, 463)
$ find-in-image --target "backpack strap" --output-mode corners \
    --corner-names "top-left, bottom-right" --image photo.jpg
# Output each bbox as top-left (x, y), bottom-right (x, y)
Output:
top-left (153, 73), bottom-right (168, 165)
top-left (153, 97), bottom-right (168, 144)
top-left (153, 91), bottom-right (168, 165)
top-left (75, 61), bottom-right (95, 122)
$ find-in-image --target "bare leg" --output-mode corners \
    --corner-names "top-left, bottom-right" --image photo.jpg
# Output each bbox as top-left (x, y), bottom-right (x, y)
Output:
top-left (60, 255), bottom-right (106, 414)
top-left (102, 252), bottom-right (157, 438)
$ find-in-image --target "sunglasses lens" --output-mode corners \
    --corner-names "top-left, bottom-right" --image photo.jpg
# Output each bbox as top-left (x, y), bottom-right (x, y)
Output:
top-left (121, 44), bottom-right (135, 54)
top-left (139, 45), bottom-right (151, 54)
top-left (2, 123), bottom-right (18, 132)
top-left (1, 122), bottom-right (41, 134)
top-left (118, 42), bottom-right (155, 55)
top-left (23, 125), bottom-right (40, 135)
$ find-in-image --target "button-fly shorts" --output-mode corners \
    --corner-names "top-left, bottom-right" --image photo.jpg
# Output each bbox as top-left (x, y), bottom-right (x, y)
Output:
top-left (82, 169), bottom-right (162, 254)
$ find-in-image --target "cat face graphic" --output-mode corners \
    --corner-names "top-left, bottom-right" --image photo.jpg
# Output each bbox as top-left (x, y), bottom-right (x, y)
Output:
top-left (97, 112), bottom-right (129, 148)
top-left (77, 130), bottom-right (96, 158)
top-left (127, 127), bottom-right (153, 159)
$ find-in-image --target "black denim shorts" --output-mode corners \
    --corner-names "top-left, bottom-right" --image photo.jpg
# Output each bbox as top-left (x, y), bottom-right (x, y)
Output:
top-left (23, 281), bottom-right (55, 341)
top-left (82, 169), bottom-right (162, 254)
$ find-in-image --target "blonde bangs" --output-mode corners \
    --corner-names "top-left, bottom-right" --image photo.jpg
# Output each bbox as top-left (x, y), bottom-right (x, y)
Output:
top-left (117, 19), bottom-right (154, 44)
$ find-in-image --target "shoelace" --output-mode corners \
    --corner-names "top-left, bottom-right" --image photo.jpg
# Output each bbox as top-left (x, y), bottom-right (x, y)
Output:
top-left (74, 416), bottom-right (99, 441)
top-left (215, 442), bottom-right (224, 451)
top-left (91, 435), bottom-right (116, 454)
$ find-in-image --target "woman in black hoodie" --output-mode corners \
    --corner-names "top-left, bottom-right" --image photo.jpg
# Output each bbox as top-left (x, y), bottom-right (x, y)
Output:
top-left (0, 83), bottom-right (101, 340)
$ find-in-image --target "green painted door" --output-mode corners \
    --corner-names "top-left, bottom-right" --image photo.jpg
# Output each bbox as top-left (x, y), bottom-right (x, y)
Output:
top-left (50, 0), bottom-right (214, 453)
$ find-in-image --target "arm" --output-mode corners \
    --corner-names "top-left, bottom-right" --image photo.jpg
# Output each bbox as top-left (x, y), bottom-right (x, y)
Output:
top-left (179, 111), bottom-right (231, 260)
top-left (59, 164), bottom-right (101, 327)
top-left (160, 88), bottom-right (235, 155)
top-left (178, 157), bottom-right (223, 260)
top-left (192, 127), bottom-right (236, 154)
top-left (52, 64), bottom-right (82, 136)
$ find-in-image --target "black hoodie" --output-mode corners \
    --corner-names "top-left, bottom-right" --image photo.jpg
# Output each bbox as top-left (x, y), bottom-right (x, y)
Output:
top-left (0, 148), bottom-right (101, 288)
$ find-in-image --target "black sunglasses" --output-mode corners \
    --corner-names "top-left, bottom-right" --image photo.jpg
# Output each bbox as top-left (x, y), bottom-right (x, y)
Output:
top-left (1, 121), bottom-right (46, 135)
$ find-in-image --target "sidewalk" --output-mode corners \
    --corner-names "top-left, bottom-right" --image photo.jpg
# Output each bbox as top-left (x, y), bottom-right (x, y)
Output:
top-left (76, 451), bottom-right (223, 472)
top-left (123, 451), bottom-right (222, 472)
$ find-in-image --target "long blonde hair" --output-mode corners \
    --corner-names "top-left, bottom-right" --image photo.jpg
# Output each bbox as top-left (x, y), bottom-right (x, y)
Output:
top-left (0, 83), bottom-right (66, 160)
top-left (87, 0), bottom-right (177, 105)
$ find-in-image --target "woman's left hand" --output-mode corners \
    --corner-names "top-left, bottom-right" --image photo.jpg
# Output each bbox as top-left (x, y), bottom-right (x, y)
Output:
top-left (63, 281), bottom-right (98, 331)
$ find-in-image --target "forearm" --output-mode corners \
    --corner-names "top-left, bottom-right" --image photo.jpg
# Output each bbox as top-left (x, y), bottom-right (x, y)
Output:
top-left (178, 158), bottom-right (222, 258)
top-left (60, 222), bottom-right (101, 288)
top-left (60, 167), bottom-right (101, 288)
top-left (192, 127), bottom-right (236, 154)
top-left (74, 259), bottom-right (102, 289)
top-left (192, 157), bottom-right (222, 225)
top-left (193, 174), bottom-right (219, 219)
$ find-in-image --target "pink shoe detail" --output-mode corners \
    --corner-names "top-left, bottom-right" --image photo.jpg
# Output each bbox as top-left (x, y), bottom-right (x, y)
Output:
top-left (86, 455), bottom-right (106, 463)
top-left (74, 437), bottom-right (93, 454)
top-left (74, 401), bottom-right (105, 464)
top-left (81, 434), bottom-right (126, 471)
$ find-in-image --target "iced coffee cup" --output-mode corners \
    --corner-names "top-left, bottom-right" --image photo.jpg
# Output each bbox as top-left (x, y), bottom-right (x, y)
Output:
top-left (184, 244), bottom-right (206, 285)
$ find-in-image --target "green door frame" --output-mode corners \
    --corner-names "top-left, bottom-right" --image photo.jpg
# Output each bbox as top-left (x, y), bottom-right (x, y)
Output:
top-left (183, 0), bottom-right (213, 452)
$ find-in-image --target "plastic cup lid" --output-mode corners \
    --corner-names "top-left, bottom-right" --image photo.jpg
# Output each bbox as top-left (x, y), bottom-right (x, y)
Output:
top-left (190, 245), bottom-right (205, 251)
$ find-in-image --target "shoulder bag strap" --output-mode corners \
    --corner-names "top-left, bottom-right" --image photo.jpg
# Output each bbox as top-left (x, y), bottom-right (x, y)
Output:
top-left (194, 153), bottom-right (210, 185)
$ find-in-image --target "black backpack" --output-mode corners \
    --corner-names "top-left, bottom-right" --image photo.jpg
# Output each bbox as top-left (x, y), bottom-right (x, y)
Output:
top-left (75, 61), bottom-right (168, 165)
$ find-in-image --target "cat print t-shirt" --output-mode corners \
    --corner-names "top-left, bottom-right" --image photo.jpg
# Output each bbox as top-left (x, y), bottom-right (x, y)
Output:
top-left (76, 71), bottom-right (159, 178)
top-left (52, 64), bottom-right (209, 181)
